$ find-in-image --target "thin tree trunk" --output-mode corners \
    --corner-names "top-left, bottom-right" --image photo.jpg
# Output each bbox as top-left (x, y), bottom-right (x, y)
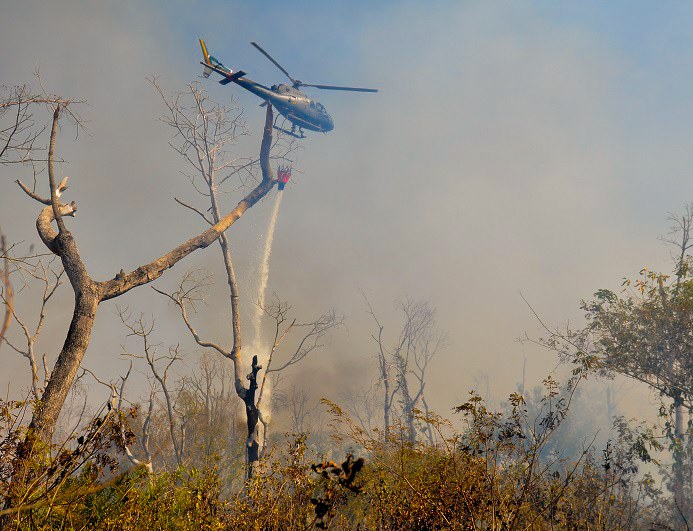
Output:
top-left (157, 373), bottom-right (183, 467)
top-left (0, 228), bottom-right (12, 346)
top-left (244, 355), bottom-right (262, 479)
top-left (674, 395), bottom-right (686, 522)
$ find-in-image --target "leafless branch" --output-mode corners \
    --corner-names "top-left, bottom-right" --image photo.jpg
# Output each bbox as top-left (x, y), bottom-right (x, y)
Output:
top-left (118, 308), bottom-right (183, 467)
top-left (264, 304), bottom-right (343, 374)
top-left (174, 197), bottom-right (213, 225)
top-left (152, 273), bottom-right (232, 360)
top-left (0, 80), bottom-right (83, 165)
top-left (0, 252), bottom-right (63, 399)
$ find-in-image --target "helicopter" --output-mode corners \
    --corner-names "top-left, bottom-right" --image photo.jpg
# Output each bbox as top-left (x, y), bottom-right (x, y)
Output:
top-left (198, 39), bottom-right (377, 139)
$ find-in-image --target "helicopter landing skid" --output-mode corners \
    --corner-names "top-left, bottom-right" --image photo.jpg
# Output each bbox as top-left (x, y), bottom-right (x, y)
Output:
top-left (273, 117), bottom-right (306, 139)
top-left (273, 125), bottom-right (305, 139)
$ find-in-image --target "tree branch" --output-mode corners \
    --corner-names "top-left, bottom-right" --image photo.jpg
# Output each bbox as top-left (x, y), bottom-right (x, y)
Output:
top-left (151, 285), bottom-right (231, 359)
top-left (174, 197), bottom-right (213, 225)
top-left (15, 179), bottom-right (50, 205)
top-left (98, 158), bottom-right (274, 301)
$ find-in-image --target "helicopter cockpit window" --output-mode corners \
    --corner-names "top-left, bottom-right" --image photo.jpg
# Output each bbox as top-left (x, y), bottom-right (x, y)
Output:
top-left (316, 102), bottom-right (325, 112)
top-left (309, 101), bottom-right (316, 108)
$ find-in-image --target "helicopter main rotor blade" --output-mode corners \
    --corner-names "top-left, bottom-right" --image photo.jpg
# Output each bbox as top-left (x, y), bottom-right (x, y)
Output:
top-left (250, 42), bottom-right (297, 84)
top-left (299, 83), bottom-right (378, 93)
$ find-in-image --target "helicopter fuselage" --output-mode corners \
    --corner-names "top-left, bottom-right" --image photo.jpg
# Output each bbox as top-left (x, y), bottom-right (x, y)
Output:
top-left (198, 38), bottom-right (375, 137)
top-left (234, 78), bottom-right (334, 133)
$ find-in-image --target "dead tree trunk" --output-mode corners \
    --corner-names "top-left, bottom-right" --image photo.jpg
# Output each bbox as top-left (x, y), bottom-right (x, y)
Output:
top-left (364, 296), bottom-right (397, 442)
top-left (367, 297), bottom-right (443, 445)
top-left (244, 355), bottom-right (261, 478)
top-left (673, 393), bottom-right (686, 519)
top-left (4, 104), bottom-right (276, 514)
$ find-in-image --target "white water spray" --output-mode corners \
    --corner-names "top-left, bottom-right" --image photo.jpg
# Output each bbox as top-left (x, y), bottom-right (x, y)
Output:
top-left (250, 189), bottom-right (284, 426)
top-left (251, 189), bottom-right (283, 349)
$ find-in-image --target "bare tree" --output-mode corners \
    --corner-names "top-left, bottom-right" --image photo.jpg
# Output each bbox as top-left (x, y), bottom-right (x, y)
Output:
top-left (116, 370), bottom-right (155, 475)
top-left (340, 384), bottom-right (380, 437)
top-left (78, 363), bottom-right (154, 474)
top-left (155, 279), bottom-right (341, 476)
top-left (119, 311), bottom-right (183, 467)
top-left (273, 386), bottom-right (318, 435)
top-left (256, 295), bottom-right (342, 454)
top-left (4, 94), bottom-right (278, 511)
top-left (660, 203), bottom-right (693, 283)
top-left (393, 299), bottom-right (445, 443)
top-left (149, 83), bottom-right (341, 478)
top-left (151, 79), bottom-right (294, 378)
top-left (0, 256), bottom-right (63, 400)
top-left (366, 297), bottom-right (445, 443)
top-left (0, 82), bottom-right (81, 165)
top-left (178, 353), bottom-right (245, 475)
top-left (364, 295), bottom-right (398, 441)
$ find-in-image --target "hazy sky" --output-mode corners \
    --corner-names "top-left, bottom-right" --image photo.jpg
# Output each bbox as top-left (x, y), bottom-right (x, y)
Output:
top-left (3, 1), bottom-right (693, 426)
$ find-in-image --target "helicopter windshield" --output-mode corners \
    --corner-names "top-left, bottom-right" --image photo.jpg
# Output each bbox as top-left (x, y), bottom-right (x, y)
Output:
top-left (316, 102), bottom-right (326, 112)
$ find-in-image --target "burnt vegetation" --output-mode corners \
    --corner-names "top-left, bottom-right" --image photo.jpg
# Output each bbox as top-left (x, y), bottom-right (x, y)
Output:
top-left (2, 81), bottom-right (693, 530)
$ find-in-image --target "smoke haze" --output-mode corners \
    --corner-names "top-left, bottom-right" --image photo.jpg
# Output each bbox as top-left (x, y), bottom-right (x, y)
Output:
top-left (3, 1), bottom-right (693, 430)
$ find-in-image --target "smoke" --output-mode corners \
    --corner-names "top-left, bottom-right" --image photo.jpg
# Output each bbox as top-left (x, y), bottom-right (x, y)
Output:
top-left (3, 0), bottom-right (693, 433)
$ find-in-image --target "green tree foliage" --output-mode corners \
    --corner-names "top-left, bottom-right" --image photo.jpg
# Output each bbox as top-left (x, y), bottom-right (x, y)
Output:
top-left (580, 266), bottom-right (693, 523)
top-left (541, 207), bottom-right (693, 525)
top-left (583, 268), bottom-right (693, 406)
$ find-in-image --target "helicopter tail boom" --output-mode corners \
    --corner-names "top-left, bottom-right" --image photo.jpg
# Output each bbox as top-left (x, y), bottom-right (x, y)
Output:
top-left (199, 38), bottom-right (246, 83)
top-left (199, 39), bottom-right (213, 78)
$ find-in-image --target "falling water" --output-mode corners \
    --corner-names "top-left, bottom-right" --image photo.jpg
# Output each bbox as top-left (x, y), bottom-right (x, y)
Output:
top-left (251, 189), bottom-right (284, 349)
top-left (249, 189), bottom-right (284, 427)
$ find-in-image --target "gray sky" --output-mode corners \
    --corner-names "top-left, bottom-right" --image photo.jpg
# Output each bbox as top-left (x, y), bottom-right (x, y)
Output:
top-left (2, 1), bottom-right (693, 426)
